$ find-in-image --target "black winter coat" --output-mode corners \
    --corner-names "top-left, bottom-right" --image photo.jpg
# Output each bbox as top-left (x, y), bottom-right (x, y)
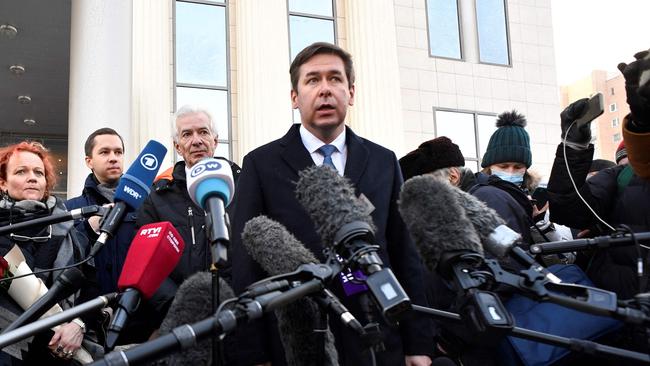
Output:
top-left (66, 174), bottom-right (137, 294)
top-left (548, 144), bottom-right (650, 299)
top-left (134, 158), bottom-right (241, 326)
top-left (469, 172), bottom-right (534, 247)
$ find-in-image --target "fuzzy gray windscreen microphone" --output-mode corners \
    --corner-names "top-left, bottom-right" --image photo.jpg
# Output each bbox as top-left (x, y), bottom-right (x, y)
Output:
top-left (295, 165), bottom-right (376, 248)
top-left (398, 175), bottom-right (482, 272)
top-left (156, 272), bottom-right (235, 366)
top-left (242, 215), bottom-right (338, 366)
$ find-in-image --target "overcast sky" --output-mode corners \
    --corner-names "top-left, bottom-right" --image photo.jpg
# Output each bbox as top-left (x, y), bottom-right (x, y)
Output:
top-left (551, 0), bottom-right (650, 85)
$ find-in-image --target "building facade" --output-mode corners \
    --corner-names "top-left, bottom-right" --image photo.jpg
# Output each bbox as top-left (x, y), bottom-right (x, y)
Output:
top-left (0, 0), bottom-right (562, 197)
top-left (560, 70), bottom-right (629, 162)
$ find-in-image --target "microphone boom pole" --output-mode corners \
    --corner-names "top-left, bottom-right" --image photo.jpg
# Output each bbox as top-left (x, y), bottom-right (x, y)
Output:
top-left (0, 293), bottom-right (117, 349)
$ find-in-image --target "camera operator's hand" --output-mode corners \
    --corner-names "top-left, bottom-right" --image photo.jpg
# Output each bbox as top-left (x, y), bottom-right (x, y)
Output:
top-left (560, 98), bottom-right (591, 149)
top-left (618, 49), bottom-right (650, 131)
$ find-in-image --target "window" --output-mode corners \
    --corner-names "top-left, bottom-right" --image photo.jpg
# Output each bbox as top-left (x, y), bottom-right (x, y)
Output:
top-left (288, 0), bottom-right (336, 61)
top-left (609, 103), bottom-right (617, 112)
top-left (613, 133), bottom-right (622, 142)
top-left (612, 117), bottom-right (619, 128)
top-left (175, 0), bottom-right (231, 159)
top-left (425, 0), bottom-right (462, 59)
top-left (288, 0), bottom-right (336, 122)
top-left (610, 87), bottom-right (615, 96)
top-left (434, 109), bottom-right (497, 171)
top-left (476, 0), bottom-right (510, 65)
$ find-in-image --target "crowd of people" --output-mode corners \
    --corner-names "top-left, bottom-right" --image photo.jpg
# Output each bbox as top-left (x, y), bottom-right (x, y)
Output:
top-left (0, 42), bottom-right (648, 365)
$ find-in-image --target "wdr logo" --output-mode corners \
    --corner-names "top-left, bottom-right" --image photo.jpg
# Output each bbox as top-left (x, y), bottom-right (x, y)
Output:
top-left (190, 159), bottom-right (222, 178)
top-left (140, 153), bottom-right (159, 171)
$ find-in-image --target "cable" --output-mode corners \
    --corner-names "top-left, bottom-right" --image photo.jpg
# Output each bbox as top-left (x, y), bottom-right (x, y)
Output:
top-left (562, 121), bottom-right (616, 232)
top-left (0, 255), bottom-right (93, 284)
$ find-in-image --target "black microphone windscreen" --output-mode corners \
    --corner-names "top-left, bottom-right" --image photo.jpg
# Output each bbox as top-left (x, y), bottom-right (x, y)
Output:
top-left (242, 215), bottom-right (318, 275)
top-left (398, 175), bottom-right (483, 272)
top-left (157, 272), bottom-right (234, 365)
top-left (295, 165), bottom-right (376, 247)
top-left (241, 215), bottom-right (339, 366)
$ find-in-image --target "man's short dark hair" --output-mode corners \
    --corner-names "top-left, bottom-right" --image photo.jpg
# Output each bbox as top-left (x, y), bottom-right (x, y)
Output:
top-left (289, 42), bottom-right (355, 92)
top-left (84, 128), bottom-right (124, 157)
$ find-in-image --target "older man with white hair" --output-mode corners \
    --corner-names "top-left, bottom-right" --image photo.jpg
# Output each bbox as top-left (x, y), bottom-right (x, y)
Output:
top-left (131, 105), bottom-right (241, 342)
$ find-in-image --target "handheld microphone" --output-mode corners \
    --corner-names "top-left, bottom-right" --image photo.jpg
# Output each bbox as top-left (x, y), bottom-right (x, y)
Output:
top-left (90, 140), bottom-right (167, 257)
top-left (0, 205), bottom-right (105, 236)
top-left (105, 221), bottom-right (184, 350)
top-left (186, 157), bottom-right (234, 267)
top-left (295, 165), bottom-right (412, 324)
top-left (156, 272), bottom-right (235, 365)
top-left (1, 267), bottom-right (86, 334)
top-left (242, 215), bottom-right (342, 365)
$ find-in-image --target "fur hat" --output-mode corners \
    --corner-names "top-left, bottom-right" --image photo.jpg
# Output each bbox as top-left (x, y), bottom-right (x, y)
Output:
top-left (399, 136), bottom-right (465, 181)
top-left (481, 110), bottom-right (532, 168)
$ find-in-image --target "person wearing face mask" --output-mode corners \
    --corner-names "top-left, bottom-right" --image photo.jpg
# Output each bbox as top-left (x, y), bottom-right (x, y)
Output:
top-left (469, 110), bottom-right (537, 247)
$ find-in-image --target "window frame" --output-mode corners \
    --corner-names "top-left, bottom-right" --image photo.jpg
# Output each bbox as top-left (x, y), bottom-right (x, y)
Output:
top-left (609, 103), bottom-right (617, 112)
top-left (433, 107), bottom-right (498, 169)
top-left (173, 0), bottom-right (232, 160)
top-left (474, 0), bottom-right (512, 66)
top-left (425, 0), bottom-right (464, 61)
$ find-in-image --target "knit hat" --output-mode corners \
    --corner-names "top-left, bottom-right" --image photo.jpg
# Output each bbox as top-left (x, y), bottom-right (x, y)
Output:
top-left (399, 136), bottom-right (465, 181)
top-left (481, 110), bottom-right (532, 168)
top-left (615, 140), bottom-right (627, 164)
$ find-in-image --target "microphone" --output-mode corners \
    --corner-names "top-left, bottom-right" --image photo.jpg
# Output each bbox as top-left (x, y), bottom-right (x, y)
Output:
top-left (90, 140), bottom-right (167, 257)
top-left (105, 221), bottom-right (184, 350)
top-left (530, 232), bottom-right (650, 255)
top-left (156, 271), bottom-right (235, 365)
top-left (295, 165), bottom-right (412, 324)
top-left (1, 267), bottom-right (86, 334)
top-left (0, 205), bottom-right (105, 236)
top-left (242, 215), bottom-right (342, 365)
top-left (398, 175), bottom-right (483, 275)
top-left (431, 178), bottom-right (562, 284)
top-left (186, 157), bottom-right (234, 267)
top-left (399, 176), bottom-right (514, 339)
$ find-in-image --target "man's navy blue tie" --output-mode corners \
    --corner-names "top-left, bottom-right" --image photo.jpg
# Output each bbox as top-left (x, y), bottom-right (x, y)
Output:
top-left (318, 144), bottom-right (337, 168)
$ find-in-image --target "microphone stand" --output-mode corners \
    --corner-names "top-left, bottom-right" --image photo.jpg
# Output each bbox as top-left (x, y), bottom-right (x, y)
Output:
top-left (0, 293), bottom-right (117, 349)
top-left (530, 231), bottom-right (650, 255)
top-left (412, 304), bottom-right (650, 364)
top-left (204, 198), bottom-right (229, 366)
top-left (91, 265), bottom-right (334, 366)
top-left (0, 205), bottom-right (104, 235)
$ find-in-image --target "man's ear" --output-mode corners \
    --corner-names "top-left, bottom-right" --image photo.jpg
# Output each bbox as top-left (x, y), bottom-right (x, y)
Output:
top-left (84, 156), bottom-right (93, 170)
top-left (348, 84), bottom-right (355, 106)
top-left (449, 167), bottom-right (461, 186)
top-left (291, 89), bottom-right (298, 109)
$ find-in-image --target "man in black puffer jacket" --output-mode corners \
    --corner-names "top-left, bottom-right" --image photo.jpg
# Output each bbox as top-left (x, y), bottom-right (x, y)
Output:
top-left (133, 105), bottom-right (241, 341)
top-left (548, 50), bottom-right (650, 300)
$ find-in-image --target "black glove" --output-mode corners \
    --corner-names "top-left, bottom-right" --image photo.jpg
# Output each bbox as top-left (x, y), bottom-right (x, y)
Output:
top-left (617, 49), bottom-right (650, 131)
top-left (560, 98), bottom-right (591, 147)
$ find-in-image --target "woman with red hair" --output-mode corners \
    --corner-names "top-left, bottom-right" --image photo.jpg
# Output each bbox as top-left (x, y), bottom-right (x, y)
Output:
top-left (0, 141), bottom-right (97, 365)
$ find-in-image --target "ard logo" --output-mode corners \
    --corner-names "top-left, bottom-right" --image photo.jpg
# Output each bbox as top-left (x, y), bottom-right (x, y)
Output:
top-left (140, 153), bottom-right (159, 171)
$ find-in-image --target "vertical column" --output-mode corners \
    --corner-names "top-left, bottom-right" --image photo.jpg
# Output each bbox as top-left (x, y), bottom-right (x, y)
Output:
top-left (235, 0), bottom-right (292, 160)
top-left (344, 0), bottom-right (405, 155)
top-left (132, 0), bottom-right (174, 169)
top-left (67, 0), bottom-right (132, 197)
